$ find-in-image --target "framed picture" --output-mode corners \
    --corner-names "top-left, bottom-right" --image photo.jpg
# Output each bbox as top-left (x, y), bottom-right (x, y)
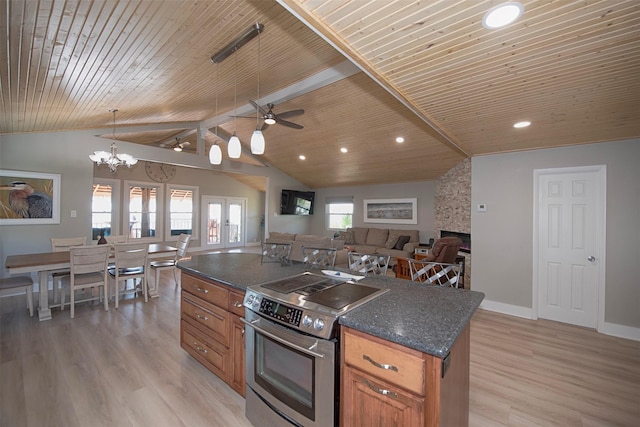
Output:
top-left (0, 170), bottom-right (61, 225)
top-left (363, 198), bottom-right (417, 224)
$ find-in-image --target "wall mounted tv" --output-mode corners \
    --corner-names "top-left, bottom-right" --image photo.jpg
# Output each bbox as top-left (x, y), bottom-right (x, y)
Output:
top-left (280, 189), bottom-right (315, 215)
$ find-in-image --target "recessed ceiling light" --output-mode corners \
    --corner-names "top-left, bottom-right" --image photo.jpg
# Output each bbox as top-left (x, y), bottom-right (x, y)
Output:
top-left (340, 147), bottom-right (348, 153)
top-left (299, 155), bottom-right (306, 160)
top-left (482, 2), bottom-right (524, 29)
top-left (513, 121), bottom-right (531, 128)
top-left (396, 136), bottom-right (404, 143)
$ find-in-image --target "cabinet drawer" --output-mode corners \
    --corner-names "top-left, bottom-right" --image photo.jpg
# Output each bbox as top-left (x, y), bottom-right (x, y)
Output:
top-left (181, 293), bottom-right (230, 346)
top-left (228, 290), bottom-right (245, 317)
top-left (181, 320), bottom-right (229, 382)
top-left (182, 273), bottom-right (229, 308)
top-left (343, 329), bottom-right (425, 395)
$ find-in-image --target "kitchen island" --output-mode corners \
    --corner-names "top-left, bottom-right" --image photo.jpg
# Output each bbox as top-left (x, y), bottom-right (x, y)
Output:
top-left (178, 253), bottom-right (484, 426)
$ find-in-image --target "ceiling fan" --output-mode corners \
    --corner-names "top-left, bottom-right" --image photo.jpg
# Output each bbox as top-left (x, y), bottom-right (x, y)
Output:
top-left (235, 100), bottom-right (304, 131)
top-left (160, 137), bottom-right (190, 151)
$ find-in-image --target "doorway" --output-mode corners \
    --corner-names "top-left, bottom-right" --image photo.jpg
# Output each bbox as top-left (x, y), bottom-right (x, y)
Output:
top-left (201, 196), bottom-right (246, 250)
top-left (533, 165), bottom-right (606, 329)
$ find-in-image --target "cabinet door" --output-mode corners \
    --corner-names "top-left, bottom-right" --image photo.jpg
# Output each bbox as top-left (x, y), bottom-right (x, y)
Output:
top-left (342, 367), bottom-right (424, 427)
top-left (230, 314), bottom-right (246, 397)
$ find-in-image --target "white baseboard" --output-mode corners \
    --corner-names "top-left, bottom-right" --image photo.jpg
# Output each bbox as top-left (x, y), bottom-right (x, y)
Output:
top-left (480, 299), bottom-right (640, 342)
top-left (479, 299), bottom-right (533, 319)
top-left (599, 322), bottom-right (640, 341)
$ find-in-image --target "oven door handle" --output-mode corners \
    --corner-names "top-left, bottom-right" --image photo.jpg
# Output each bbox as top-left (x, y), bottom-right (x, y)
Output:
top-left (241, 318), bottom-right (325, 359)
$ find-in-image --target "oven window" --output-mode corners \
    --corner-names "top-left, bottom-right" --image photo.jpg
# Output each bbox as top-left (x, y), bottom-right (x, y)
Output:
top-left (255, 333), bottom-right (315, 420)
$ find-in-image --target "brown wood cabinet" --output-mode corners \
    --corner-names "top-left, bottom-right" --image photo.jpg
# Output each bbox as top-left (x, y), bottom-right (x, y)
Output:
top-left (180, 271), bottom-right (246, 396)
top-left (341, 326), bottom-right (470, 427)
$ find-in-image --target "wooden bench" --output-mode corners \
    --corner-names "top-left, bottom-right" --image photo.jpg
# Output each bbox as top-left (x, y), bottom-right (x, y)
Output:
top-left (0, 276), bottom-right (35, 317)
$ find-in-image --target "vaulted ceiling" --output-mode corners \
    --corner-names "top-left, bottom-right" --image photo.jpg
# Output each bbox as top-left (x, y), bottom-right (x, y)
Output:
top-left (2, 1), bottom-right (639, 189)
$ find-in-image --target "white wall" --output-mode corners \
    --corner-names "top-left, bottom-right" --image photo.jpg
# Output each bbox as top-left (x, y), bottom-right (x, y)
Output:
top-left (309, 181), bottom-right (436, 242)
top-left (0, 129), bottom-right (303, 270)
top-left (472, 138), bottom-right (640, 330)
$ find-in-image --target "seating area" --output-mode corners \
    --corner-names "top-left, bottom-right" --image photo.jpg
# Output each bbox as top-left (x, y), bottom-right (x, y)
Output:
top-left (150, 233), bottom-right (191, 288)
top-left (60, 245), bottom-right (110, 318)
top-left (0, 276), bottom-right (34, 317)
top-left (108, 242), bottom-right (150, 309)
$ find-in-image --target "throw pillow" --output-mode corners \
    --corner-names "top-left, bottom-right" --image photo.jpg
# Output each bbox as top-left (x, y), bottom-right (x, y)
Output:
top-left (385, 232), bottom-right (401, 249)
top-left (394, 235), bottom-right (411, 250)
top-left (337, 230), bottom-right (355, 245)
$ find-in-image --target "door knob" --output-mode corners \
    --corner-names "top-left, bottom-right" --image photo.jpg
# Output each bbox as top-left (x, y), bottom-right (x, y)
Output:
top-left (587, 256), bottom-right (596, 262)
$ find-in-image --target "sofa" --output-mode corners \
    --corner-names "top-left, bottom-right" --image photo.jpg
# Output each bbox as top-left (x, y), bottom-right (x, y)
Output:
top-left (335, 227), bottom-right (420, 266)
top-left (265, 232), bottom-right (348, 267)
top-left (266, 227), bottom-right (420, 268)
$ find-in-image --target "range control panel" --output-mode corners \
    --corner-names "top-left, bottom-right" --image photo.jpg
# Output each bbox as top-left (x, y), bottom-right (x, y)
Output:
top-left (259, 298), bottom-right (303, 327)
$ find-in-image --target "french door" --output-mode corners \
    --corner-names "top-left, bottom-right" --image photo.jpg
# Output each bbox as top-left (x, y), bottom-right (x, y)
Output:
top-left (201, 196), bottom-right (246, 250)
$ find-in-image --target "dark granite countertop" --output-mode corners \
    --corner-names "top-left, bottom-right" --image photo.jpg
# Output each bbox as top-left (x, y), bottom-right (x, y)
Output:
top-left (337, 275), bottom-right (484, 358)
top-left (178, 253), bottom-right (484, 358)
top-left (177, 253), bottom-right (309, 291)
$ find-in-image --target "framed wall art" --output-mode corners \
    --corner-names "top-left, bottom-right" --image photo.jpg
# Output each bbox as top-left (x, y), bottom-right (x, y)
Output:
top-left (0, 170), bottom-right (61, 225)
top-left (363, 198), bottom-right (417, 224)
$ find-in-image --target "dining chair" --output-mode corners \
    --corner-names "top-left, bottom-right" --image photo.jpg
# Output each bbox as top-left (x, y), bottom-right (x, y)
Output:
top-left (109, 242), bottom-right (149, 308)
top-left (150, 233), bottom-right (191, 289)
top-left (301, 246), bottom-right (337, 269)
top-left (0, 275), bottom-right (34, 317)
top-left (59, 245), bottom-right (110, 318)
top-left (105, 234), bottom-right (128, 244)
top-left (347, 252), bottom-right (390, 276)
top-left (261, 242), bottom-right (292, 265)
top-left (50, 236), bottom-right (87, 303)
top-left (406, 258), bottom-right (463, 287)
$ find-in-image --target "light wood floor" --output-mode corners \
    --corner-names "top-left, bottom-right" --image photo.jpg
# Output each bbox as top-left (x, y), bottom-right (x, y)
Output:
top-left (2, 268), bottom-right (639, 426)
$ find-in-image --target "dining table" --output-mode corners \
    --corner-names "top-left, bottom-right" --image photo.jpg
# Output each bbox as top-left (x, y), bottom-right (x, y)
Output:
top-left (4, 243), bottom-right (177, 321)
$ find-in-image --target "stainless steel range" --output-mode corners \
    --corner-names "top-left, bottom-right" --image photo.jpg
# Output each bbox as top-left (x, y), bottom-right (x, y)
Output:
top-left (242, 272), bottom-right (388, 427)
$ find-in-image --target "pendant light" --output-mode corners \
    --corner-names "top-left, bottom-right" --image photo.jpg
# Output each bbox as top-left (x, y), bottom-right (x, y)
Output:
top-left (250, 25), bottom-right (265, 155)
top-left (209, 66), bottom-right (222, 165)
top-left (227, 51), bottom-right (242, 159)
top-left (89, 109), bottom-right (138, 172)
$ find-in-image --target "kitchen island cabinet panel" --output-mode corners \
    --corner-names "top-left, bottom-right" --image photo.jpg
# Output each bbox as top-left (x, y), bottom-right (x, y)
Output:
top-left (181, 294), bottom-right (230, 346)
top-left (180, 271), bottom-right (245, 397)
top-left (341, 325), bottom-right (470, 427)
top-left (230, 314), bottom-right (246, 396)
top-left (343, 328), bottom-right (425, 395)
top-left (181, 320), bottom-right (229, 382)
top-left (342, 366), bottom-right (425, 426)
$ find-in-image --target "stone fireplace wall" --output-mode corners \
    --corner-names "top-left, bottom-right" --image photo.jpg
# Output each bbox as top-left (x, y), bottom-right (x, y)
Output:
top-left (434, 158), bottom-right (472, 287)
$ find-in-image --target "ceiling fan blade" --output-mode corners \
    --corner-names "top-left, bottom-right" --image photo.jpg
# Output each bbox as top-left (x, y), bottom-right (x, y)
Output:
top-left (260, 122), bottom-right (270, 131)
top-left (249, 99), bottom-right (268, 116)
top-left (230, 115), bottom-right (257, 119)
top-left (278, 119), bottom-right (303, 130)
top-left (276, 109), bottom-right (304, 119)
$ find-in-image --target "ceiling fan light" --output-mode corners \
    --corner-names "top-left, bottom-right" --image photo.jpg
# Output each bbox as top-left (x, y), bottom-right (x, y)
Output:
top-left (264, 117), bottom-right (276, 125)
top-left (209, 144), bottom-right (222, 165)
top-left (228, 133), bottom-right (241, 158)
top-left (251, 130), bottom-right (265, 155)
top-left (173, 146), bottom-right (182, 152)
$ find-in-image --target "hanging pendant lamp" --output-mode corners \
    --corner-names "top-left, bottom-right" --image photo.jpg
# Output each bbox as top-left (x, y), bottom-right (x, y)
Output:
top-left (209, 61), bottom-right (223, 165)
top-left (250, 25), bottom-right (265, 155)
top-left (228, 52), bottom-right (242, 159)
top-left (209, 143), bottom-right (222, 165)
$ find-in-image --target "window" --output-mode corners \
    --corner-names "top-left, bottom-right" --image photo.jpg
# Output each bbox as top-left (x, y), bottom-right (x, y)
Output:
top-left (124, 181), bottom-right (164, 241)
top-left (327, 197), bottom-right (354, 230)
top-left (167, 184), bottom-right (198, 239)
top-left (91, 179), bottom-right (120, 241)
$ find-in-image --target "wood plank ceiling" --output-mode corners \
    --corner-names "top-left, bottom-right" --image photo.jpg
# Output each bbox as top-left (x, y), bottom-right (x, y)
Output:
top-left (2, 1), bottom-right (639, 189)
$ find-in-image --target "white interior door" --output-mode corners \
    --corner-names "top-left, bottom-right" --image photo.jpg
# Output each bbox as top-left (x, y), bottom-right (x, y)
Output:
top-left (534, 166), bottom-right (605, 328)
top-left (201, 196), bottom-right (246, 250)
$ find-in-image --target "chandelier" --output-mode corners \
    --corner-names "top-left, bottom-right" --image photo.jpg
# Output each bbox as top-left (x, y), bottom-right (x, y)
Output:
top-left (90, 109), bottom-right (138, 172)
